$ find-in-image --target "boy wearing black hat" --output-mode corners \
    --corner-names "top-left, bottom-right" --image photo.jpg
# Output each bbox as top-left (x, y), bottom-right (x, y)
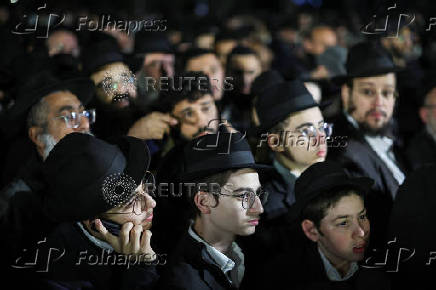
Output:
top-left (254, 79), bottom-right (331, 222)
top-left (3, 133), bottom-right (159, 289)
top-left (158, 132), bottom-right (267, 289)
top-left (264, 162), bottom-right (389, 289)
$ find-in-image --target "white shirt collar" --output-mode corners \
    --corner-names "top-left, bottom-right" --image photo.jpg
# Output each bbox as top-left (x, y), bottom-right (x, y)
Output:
top-left (318, 247), bottom-right (359, 281)
top-left (188, 224), bottom-right (245, 286)
top-left (77, 222), bottom-right (114, 253)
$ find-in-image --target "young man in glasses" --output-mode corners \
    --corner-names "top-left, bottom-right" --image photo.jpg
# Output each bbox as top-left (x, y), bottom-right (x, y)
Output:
top-left (254, 79), bottom-right (331, 223)
top-left (240, 79), bottom-right (331, 289)
top-left (158, 132), bottom-right (267, 289)
top-left (3, 133), bottom-right (160, 289)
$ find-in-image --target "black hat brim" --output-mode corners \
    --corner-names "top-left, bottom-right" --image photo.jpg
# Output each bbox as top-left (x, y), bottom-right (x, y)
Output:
top-left (331, 66), bottom-right (404, 86)
top-left (8, 78), bottom-right (95, 120)
top-left (285, 176), bottom-right (374, 223)
top-left (180, 163), bottom-right (273, 182)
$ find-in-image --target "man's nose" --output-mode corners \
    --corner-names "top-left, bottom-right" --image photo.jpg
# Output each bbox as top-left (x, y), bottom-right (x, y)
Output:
top-left (249, 195), bottom-right (264, 214)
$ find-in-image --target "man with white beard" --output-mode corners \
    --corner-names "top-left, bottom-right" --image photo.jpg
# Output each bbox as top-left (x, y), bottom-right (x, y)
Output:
top-left (0, 72), bottom-right (95, 214)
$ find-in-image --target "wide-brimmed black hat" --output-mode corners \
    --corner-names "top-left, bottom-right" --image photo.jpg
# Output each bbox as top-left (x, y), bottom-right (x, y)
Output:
top-left (287, 161), bottom-right (374, 222)
top-left (6, 71), bottom-right (94, 121)
top-left (332, 41), bottom-right (402, 85)
top-left (180, 131), bottom-right (272, 181)
top-left (251, 70), bottom-right (284, 97)
top-left (81, 33), bottom-right (124, 74)
top-left (134, 31), bottom-right (173, 55)
top-left (42, 133), bottom-right (150, 222)
top-left (253, 79), bottom-right (319, 134)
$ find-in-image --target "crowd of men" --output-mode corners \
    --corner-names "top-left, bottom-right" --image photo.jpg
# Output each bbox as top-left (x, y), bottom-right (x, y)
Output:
top-left (0, 1), bottom-right (436, 289)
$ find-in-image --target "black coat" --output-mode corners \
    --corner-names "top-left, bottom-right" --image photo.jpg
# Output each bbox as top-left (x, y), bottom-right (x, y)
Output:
top-left (261, 233), bottom-right (391, 290)
top-left (158, 232), bottom-right (237, 290)
top-left (11, 222), bottom-right (159, 290)
top-left (405, 130), bottom-right (436, 170)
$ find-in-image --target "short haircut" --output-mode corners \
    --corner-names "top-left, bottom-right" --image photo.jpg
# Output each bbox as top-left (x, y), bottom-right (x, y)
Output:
top-left (27, 97), bottom-right (50, 132)
top-left (300, 186), bottom-right (364, 230)
top-left (156, 71), bottom-right (213, 113)
top-left (182, 47), bottom-right (216, 70)
top-left (226, 45), bottom-right (259, 69)
top-left (188, 169), bottom-right (238, 218)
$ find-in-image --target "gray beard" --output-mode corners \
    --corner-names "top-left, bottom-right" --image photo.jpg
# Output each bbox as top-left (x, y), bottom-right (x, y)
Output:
top-left (38, 134), bottom-right (57, 161)
top-left (39, 131), bottom-right (94, 160)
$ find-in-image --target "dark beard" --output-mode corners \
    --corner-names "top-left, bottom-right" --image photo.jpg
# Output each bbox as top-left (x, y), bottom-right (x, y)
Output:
top-left (357, 120), bottom-right (393, 137)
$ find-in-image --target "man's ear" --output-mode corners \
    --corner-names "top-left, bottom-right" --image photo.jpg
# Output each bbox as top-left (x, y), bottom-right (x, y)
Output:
top-left (28, 127), bottom-right (43, 148)
top-left (194, 191), bottom-right (212, 214)
top-left (341, 84), bottom-right (350, 110)
top-left (267, 133), bottom-right (284, 153)
top-left (419, 107), bottom-right (428, 124)
top-left (301, 219), bottom-right (321, 242)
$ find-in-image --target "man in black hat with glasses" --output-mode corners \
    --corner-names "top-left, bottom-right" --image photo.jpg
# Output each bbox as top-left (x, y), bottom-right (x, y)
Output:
top-left (262, 161), bottom-right (389, 289)
top-left (158, 132), bottom-right (268, 289)
top-left (0, 72), bottom-right (95, 215)
top-left (2, 133), bottom-right (159, 289)
top-left (329, 41), bottom-right (408, 247)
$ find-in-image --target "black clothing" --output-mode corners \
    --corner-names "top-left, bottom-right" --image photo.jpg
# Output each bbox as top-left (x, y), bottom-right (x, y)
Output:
top-left (159, 232), bottom-right (237, 290)
top-left (406, 130), bottom-right (436, 170)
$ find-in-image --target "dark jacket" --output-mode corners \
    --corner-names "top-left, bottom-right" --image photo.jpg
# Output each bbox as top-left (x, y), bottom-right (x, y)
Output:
top-left (405, 130), bottom-right (436, 170)
top-left (327, 113), bottom-right (407, 248)
top-left (158, 232), bottom-right (238, 290)
top-left (0, 149), bottom-right (45, 216)
top-left (262, 233), bottom-right (390, 290)
top-left (9, 222), bottom-right (159, 290)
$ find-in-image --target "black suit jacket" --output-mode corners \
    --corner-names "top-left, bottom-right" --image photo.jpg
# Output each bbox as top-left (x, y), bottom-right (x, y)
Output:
top-left (158, 232), bottom-right (237, 290)
top-left (328, 113), bottom-right (407, 247)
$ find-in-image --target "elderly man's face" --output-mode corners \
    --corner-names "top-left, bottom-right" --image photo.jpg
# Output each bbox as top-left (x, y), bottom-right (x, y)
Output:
top-left (343, 73), bottom-right (396, 134)
top-left (229, 54), bottom-right (262, 95)
top-left (29, 91), bottom-right (92, 159)
top-left (185, 53), bottom-right (224, 101)
top-left (91, 62), bottom-right (137, 109)
top-left (171, 94), bottom-right (219, 140)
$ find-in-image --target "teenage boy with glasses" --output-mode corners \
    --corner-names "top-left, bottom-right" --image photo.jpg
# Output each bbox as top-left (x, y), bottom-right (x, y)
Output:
top-left (158, 132), bottom-right (269, 289)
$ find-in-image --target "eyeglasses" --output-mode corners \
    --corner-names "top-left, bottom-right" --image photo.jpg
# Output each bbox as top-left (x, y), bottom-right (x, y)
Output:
top-left (296, 122), bottom-right (333, 138)
top-left (211, 187), bottom-right (268, 210)
top-left (55, 109), bottom-right (96, 128)
top-left (106, 171), bottom-right (155, 216)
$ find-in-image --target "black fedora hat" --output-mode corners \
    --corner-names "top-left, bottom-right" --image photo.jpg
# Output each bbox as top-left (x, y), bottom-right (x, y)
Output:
top-left (42, 133), bottom-right (150, 222)
top-left (6, 71), bottom-right (94, 121)
top-left (81, 32), bottom-right (124, 74)
top-left (254, 79), bottom-right (319, 134)
top-left (134, 31), bottom-right (173, 55)
top-left (287, 161), bottom-right (374, 222)
top-left (251, 70), bottom-right (284, 97)
top-left (332, 41), bottom-right (402, 85)
top-left (180, 131), bottom-right (272, 181)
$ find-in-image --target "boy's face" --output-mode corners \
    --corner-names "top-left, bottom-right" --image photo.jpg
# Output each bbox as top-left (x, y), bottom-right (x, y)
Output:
top-left (103, 182), bottom-right (156, 227)
top-left (207, 168), bottom-right (264, 236)
top-left (271, 106), bottom-right (328, 166)
top-left (316, 194), bottom-right (370, 266)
